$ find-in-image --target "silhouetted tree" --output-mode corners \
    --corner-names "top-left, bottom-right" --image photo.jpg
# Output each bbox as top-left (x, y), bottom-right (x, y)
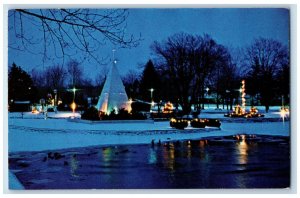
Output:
top-left (8, 63), bottom-right (36, 103)
top-left (276, 61), bottom-right (290, 105)
top-left (205, 45), bottom-right (233, 109)
top-left (243, 38), bottom-right (289, 112)
top-left (9, 9), bottom-right (141, 65)
top-left (67, 59), bottom-right (83, 88)
top-left (139, 60), bottom-right (161, 102)
top-left (152, 33), bottom-right (231, 113)
top-left (122, 69), bottom-right (140, 99)
top-left (211, 59), bottom-right (241, 110)
top-left (44, 64), bottom-right (67, 91)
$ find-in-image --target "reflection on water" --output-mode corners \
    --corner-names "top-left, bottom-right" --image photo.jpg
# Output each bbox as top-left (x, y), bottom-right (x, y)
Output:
top-left (236, 135), bottom-right (249, 165)
top-left (198, 140), bottom-right (209, 162)
top-left (235, 135), bottom-right (249, 188)
top-left (10, 135), bottom-right (290, 189)
top-left (70, 155), bottom-right (79, 178)
top-left (163, 143), bottom-right (175, 171)
top-left (148, 148), bottom-right (157, 164)
top-left (102, 147), bottom-right (113, 164)
top-left (187, 141), bottom-right (192, 159)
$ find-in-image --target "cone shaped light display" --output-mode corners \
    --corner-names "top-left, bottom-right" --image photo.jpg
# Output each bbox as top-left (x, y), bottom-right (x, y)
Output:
top-left (96, 60), bottom-right (129, 114)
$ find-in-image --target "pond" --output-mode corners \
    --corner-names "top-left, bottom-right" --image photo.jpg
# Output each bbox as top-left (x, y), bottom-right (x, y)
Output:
top-left (9, 134), bottom-right (290, 189)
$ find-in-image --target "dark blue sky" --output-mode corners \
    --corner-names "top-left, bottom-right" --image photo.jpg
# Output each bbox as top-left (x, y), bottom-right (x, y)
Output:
top-left (8, 8), bottom-right (290, 80)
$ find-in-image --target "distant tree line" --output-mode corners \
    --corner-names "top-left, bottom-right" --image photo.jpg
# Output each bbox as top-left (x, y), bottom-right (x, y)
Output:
top-left (9, 32), bottom-right (289, 113)
top-left (124, 33), bottom-right (289, 113)
top-left (8, 60), bottom-right (104, 111)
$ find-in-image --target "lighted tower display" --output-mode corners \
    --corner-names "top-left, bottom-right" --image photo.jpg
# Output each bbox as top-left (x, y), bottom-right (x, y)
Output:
top-left (241, 80), bottom-right (246, 112)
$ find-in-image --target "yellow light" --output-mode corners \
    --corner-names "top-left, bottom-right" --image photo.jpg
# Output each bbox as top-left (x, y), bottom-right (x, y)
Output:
top-left (129, 98), bottom-right (133, 104)
top-left (280, 108), bottom-right (287, 121)
top-left (71, 102), bottom-right (76, 112)
top-left (32, 109), bottom-right (39, 114)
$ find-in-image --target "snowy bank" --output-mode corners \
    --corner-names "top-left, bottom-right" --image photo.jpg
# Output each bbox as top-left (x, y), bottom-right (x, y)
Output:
top-left (9, 117), bottom-right (290, 153)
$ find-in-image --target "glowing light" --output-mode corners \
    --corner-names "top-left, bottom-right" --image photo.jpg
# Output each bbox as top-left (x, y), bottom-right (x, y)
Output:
top-left (151, 101), bottom-right (155, 107)
top-left (241, 80), bottom-right (246, 113)
top-left (280, 108), bottom-right (289, 122)
top-left (114, 106), bottom-right (118, 114)
top-left (149, 88), bottom-right (154, 101)
top-left (170, 118), bottom-right (176, 122)
top-left (71, 102), bottom-right (76, 113)
top-left (241, 134), bottom-right (246, 141)
top-left (163, 101), bottom-right (174, 113)
top-left (127, 98), bottom-right (133, 113)
top-left (32, 109), bottom-right (39, 114)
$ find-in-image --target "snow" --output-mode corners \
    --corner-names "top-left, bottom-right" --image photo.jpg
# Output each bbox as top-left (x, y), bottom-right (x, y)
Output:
top-left (7, 109), bottom-right (290, 189)
top-left (8, 109), bottom-right (290, 153)
top-left (9, 171), bottom-right (24, 190)
top-left (9, 111), bottom-right (81, 119)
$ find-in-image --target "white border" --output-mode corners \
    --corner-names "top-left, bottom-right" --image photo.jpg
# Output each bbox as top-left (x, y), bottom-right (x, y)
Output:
top-left (1, 1), bottom-right (298, 196)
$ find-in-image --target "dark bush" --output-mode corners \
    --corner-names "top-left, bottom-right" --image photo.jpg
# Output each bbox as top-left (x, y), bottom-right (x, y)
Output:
top-left (169, 118), bottom-right (188, 129)
top-left (82, 107), bottom-right (147, 121)
top-left (204, 119), bottom-right (221, 128)
top-left (131, 102), bottom-right (151, 112)
top-left (190, 119), bottom-right (206, 128)
top-left (81, 106), bottom-right (99, 121)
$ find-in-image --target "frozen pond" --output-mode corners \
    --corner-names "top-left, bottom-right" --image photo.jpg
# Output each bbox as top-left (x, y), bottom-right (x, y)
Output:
top-left (9, 134), bottom-right (290, 189)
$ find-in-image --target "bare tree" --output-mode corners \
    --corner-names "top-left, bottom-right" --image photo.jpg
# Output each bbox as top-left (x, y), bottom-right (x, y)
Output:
top-left (67, 59), bottom-right (83, 87)
top-left (152, 33), bottom-right (231, 113)
top-left (9, 9), bottom-right (141, 65)
top-left (44, 64), bottom-right (67, 90)
top-left (208, 47), bottom-right (236, 109)
top-left (31, 68), bottom-right (46, 88)
top-left (243, 38), bottom-right (289, 112)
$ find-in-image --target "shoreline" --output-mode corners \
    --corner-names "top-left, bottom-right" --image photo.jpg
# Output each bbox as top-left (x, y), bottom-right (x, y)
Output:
top-left (9, 133), bottom-right (290, 155)
top-left (9, 134), bottom-right (290, 189)
top-left (9, 119), bottom-right (290, 153)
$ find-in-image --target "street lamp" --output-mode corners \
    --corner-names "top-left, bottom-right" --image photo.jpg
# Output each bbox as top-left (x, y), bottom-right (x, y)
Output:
top-left (206, 87), bottom-right (210, 93)
top-left (68, 87), bottom-right (78, 117)
top-left (226, 90), bottom-right (231, 111)
top-left (72, 87), bottom-right (77, 100)
top-left (206, 87), bottom-right (210, 109)
top-left (53, 89), bottom-right (57, 106)
top-left (71, 101), bottom-right (76, 116)
top-left (149, 88), bottom-right (154, 100)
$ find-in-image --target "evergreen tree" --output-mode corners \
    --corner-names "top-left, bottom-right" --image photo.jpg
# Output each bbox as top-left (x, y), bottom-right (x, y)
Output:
top-left (8, 63), bottom-right (36, 103)
top-left (139, 60), bottom-right (161, 102)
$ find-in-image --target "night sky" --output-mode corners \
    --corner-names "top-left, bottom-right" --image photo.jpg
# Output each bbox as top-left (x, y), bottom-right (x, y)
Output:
top-left (8, 8), bottom-right (290, 80)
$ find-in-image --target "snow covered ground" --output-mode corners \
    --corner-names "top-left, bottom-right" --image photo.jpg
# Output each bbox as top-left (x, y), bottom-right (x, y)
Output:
top-left (8, 108), bottom-right (290, 153)
top-left (7, 108), bottom-right (290, 190)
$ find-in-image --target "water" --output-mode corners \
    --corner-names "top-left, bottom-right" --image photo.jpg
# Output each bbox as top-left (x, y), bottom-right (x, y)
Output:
top-left (9, 135), bottom-right (290, 189)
